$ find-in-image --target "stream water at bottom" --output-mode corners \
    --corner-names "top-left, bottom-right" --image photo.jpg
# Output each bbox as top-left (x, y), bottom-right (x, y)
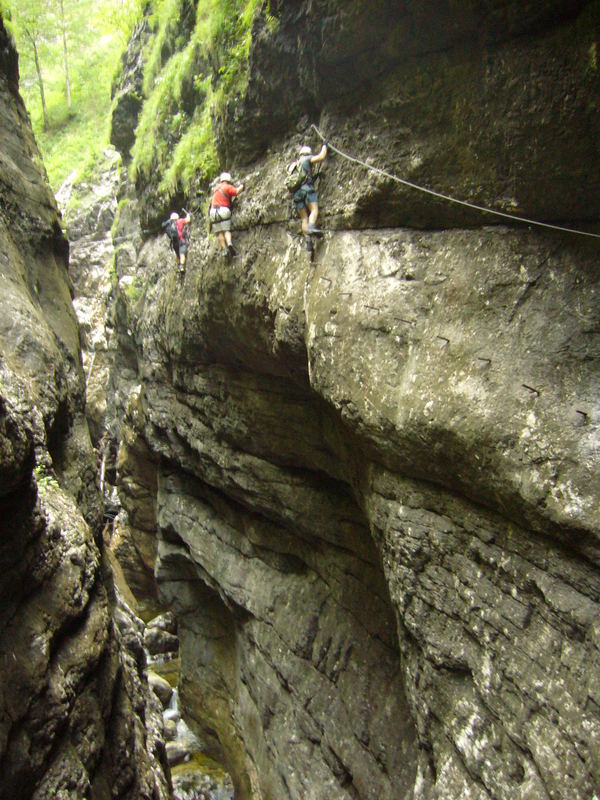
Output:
top-left (163, 684), bottom-right (234, 800)
top-left (146, 638), bottom-right (234, 800)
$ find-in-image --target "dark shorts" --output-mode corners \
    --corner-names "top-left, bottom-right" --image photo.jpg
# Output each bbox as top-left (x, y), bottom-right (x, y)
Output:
top-left (293, 184), bottom-right (318, 210)
top-left (179, 241), bottom-right (188, 256)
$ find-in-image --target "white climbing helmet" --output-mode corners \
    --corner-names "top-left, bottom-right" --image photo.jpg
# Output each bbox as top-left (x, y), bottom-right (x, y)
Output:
top-left (299, 145), bottom-right (312, 155)
top-left (219, 172), bottom-right (232, 182)
top-left (170, 212), bottom-right (179, 220)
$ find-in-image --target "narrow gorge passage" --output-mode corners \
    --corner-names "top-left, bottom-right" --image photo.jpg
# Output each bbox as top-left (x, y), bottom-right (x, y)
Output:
top-left (2, 1), bottom-right (600, 799)
top-left (155, 470), bottom-right (419, 800)
top-left (72, 159), bottom-right (600, 799)
top-left (63, 153), bottom-right (421, 799)
top-left (107, 269), bottom-right (422, 798)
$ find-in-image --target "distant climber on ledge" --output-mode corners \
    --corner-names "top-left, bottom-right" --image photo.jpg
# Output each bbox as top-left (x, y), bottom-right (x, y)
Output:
top-left (287, 142), bottom-right (327, 256)
top-left (162, 209), bottom-right (191, 274)
top-left (209, 172), bottom-right (244, 260)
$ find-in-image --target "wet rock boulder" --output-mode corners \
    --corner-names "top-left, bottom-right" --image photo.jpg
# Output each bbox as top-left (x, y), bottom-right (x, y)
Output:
top-left (163, 717), bottom-right (178, 741)
top-left (166, 741), bottom-right (191, 767)
top-left (148, 670), bottom-right (175, 707)
top-left (148, 610), bottom-right (178, 635)
top-left (145, 625), bottom-right (179, 657)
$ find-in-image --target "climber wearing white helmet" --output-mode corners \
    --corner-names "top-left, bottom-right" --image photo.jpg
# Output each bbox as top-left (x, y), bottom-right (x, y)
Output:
top-left (209, 171), bottom-right (245, 260)
top-left (161, 209), bottom-right (192, 273)
top-left (290, 141), bottom-right (327, 252)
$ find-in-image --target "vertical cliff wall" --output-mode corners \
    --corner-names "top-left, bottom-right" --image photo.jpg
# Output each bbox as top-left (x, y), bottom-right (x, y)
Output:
top-left (0, 17), bottom-right (171, 800)
top-left (98, 2), bottom-right (600, 799)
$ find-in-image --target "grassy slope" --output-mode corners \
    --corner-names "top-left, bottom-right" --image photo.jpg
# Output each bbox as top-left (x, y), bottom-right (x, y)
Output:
top-left (6, 0), bottom-right (135, 191)
top-left (32, 33), bottom-right (123, 189)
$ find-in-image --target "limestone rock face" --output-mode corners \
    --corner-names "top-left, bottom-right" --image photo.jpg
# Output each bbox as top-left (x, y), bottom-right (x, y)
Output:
top-left (121, 221), bottom-right (600, 800)
top-left (57, 151), bottom-right (158, 599)
top-left (0, 18), bottom-right (169, 800)
top-left (104, 2), bottom-right (599, 799)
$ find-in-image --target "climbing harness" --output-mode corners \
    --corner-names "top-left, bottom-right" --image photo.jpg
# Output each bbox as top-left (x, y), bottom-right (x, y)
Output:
top-left (311, 124), bottom-right (600, 240)
top-left (209, 186), bottom-right (236, 232)
top-left (209, 205), bottom-right (232, 224)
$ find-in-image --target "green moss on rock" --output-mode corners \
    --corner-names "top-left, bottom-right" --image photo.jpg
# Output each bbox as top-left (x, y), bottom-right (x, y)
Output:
top-left (130, 0), bottom-right (272, 206)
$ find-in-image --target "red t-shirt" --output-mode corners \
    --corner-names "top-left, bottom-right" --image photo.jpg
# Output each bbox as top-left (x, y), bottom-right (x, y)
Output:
top-left (211, 182), bottom-right (238, 208)
top-left (175, 218), bottom-right (188, 240)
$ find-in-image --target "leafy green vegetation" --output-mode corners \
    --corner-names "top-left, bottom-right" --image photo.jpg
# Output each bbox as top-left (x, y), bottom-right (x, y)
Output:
top-left (33, 463), bottom-right (59, 491)
top-left (2, 0), bottom-right (278, 201)
top-left (4, 0), bottom-right (142, 190)
top-left (124, 273), bottom-right (145, 304)
top-left (161, 88), bottom-right (215, 194)
top-left (1, 1), bottom-right (15, 35)
top-left (130, 0), bottom-right (275, 197)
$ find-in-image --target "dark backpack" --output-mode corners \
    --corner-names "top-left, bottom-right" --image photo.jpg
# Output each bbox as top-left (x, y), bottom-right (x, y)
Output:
top-left (162, 219), bottom-right (181, 253)
top-left (285, 159), bottom-right (309, 193)
top-left (165, 220), bottom-right (179, 242)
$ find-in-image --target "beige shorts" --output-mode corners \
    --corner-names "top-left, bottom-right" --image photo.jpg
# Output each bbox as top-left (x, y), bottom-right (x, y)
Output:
top-left (210, 206), bottom-right (232, 232)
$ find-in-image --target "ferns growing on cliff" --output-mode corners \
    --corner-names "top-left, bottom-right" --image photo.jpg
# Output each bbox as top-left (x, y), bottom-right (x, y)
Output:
top-left (142, 0), bottom-right (184, 96)
top-left (160, 78), bottom-right (216, 194)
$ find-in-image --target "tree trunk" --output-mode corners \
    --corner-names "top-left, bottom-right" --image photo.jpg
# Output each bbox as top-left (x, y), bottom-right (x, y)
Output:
top-left (59, 0), bottom-right (71, 109)
top-left (31, 36), bottom-right (49, 130)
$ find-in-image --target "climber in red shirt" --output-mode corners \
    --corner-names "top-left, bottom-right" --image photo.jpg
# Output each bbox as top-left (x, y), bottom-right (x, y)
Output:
top-left (209, 172), bottom-right (244, 260)
top-left (162, 210), bottom-right (191, 273)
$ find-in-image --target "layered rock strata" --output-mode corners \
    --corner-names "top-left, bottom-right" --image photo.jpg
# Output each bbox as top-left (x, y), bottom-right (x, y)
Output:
top-left (115, 217), bottom-right (600, 800)
top-left (58, 149), bottom-right (160, 602)
top-left (105, 2), bottom-right (600, 799)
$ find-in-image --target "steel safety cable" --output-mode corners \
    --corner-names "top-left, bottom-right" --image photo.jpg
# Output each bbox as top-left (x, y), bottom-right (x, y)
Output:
top-left (311, 124), bottom-right (600, 240)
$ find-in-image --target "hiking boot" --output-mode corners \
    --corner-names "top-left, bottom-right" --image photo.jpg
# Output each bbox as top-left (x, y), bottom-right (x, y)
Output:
top-left (307, 224), bottom-right (323, 237)
top-left (305, 235), bottom-right (313, 252)
top-left (228, 244), bottom-right (237, 257)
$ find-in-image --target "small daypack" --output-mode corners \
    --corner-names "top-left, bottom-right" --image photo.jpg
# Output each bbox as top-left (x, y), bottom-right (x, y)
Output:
top-left (285, 159), bottom-right (308, 193)
top-left (164, 219), bottom-right (179, 244)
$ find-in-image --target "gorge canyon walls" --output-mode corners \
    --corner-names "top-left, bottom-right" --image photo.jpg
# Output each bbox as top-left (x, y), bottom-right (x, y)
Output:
top-left (103, 2), bottom-right (600, 798)
top-left (1, 1), bottom-right (599, 800)
top-left (0, 17), bottom-right (170, 800)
